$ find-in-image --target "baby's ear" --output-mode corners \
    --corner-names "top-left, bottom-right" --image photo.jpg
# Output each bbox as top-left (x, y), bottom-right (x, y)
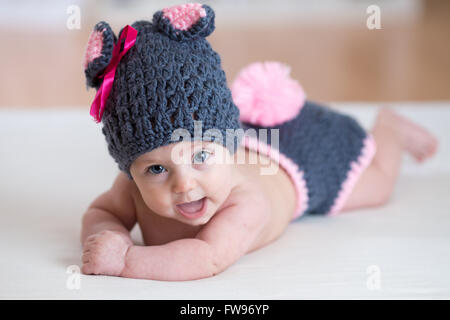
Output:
top-left (83, 21), bottom-right (117, 90)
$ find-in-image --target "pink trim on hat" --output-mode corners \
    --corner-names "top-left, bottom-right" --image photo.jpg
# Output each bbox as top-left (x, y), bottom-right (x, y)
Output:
top-left (162, 3), bottom-right (206, 31)
top-left (83, 29), bottom-right (104, 69)
top-left (327, 134), bottom-right (377, 216)
top-left (241, 135), bottom-right (309, 220)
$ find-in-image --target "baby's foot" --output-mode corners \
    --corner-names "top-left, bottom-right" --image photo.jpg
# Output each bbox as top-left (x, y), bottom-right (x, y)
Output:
top-left (378, 107), bottom-right (438, 163)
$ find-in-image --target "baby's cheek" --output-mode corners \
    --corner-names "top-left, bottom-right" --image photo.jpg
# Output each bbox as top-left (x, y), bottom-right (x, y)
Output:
top-left (205, 166), bottom-right (232, 199)
top-left (212, 163), bottom-right (233, 182)
top-left (144, 189), bottom-right (171, 210)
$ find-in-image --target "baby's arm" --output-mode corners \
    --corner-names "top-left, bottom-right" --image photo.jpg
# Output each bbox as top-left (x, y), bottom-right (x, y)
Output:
top-left (81, 173), bottom-right (137, 275)
top-left (120, 192), bottom-right (269, 281)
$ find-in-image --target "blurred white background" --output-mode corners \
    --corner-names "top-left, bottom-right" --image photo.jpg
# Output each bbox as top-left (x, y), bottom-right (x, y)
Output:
top-left (0, 0), bottom-right (449, 107)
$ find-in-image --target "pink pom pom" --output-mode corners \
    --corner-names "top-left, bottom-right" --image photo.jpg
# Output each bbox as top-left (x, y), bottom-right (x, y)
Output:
top-left (231, 61), bottom-right (306, 126)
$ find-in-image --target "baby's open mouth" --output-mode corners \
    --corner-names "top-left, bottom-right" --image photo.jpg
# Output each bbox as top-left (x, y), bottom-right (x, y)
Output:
top-left (176, 197), bottom-right (207, 219)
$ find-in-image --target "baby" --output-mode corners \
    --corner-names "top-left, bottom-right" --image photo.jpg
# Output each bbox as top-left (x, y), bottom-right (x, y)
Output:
top-left (80, 3), bottom-right (438, 281)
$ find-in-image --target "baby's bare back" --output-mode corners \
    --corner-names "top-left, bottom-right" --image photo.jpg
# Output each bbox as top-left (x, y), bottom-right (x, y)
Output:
top-left (130, 146), bottom-right (297, 252)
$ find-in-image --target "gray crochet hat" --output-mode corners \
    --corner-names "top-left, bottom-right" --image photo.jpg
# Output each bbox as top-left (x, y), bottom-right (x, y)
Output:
top-left (83, 3), bottom-right (241, 179)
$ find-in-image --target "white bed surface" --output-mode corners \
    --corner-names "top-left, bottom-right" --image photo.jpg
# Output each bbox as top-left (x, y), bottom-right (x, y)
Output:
top-left (1, 102), bottom-right (449, 299)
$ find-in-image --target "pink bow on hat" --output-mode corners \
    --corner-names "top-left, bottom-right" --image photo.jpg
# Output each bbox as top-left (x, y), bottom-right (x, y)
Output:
top-left (89, 25), bottom-right (138, 123)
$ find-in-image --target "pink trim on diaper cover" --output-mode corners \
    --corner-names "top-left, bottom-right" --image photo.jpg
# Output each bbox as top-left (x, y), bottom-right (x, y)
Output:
top-left (327, 134), bottom-right (377, 216)
top-left (240, 135), bottom-right (309, 221)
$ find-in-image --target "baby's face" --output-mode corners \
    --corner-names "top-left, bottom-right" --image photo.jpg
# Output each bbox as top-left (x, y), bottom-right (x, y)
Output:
top-left (130, 140), bottom-right (235, 226)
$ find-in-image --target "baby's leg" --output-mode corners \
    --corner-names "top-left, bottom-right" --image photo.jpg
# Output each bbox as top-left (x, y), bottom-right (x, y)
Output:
top-left (341, 107), bottom-right (438, 212)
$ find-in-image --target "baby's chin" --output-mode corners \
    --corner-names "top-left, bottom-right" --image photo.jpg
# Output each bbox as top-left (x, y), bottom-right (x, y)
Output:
top-left (181, 215), bottom-right (212, 227)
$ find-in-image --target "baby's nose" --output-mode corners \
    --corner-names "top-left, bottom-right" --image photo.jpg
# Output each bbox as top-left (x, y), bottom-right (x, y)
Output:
top-left (172, 173), bottom-right (197, 194)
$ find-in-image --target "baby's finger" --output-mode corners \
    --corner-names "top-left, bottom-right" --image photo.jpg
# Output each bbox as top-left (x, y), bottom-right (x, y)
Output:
top-left (85, 238), bottom-right (97, 245)
top-left (85, 234), bottom-right (95, 241)
top-left (85, 234), bottom-right (99, 243)
top-left (82, 240), bottom-right (97, 251)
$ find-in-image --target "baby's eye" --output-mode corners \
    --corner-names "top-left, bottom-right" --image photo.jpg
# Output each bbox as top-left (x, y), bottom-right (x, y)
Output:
top-left (192, 150), bottom-right (211, 164)
top-left (147, 164), bottom-right (167, 175)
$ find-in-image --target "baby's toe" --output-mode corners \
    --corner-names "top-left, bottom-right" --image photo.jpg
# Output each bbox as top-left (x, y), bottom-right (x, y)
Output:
top-left (81, 263), bottom-right (93, 275)
top-left (82, 252), bottom-right (90, 264)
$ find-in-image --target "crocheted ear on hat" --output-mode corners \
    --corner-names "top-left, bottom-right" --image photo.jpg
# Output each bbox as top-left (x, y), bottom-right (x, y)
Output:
top-left (152, 3), bottom-right (215, 41)
top-left (83, 21), bottom-right (117, 89)
top-left (231, 61), bottom-right (307, 127)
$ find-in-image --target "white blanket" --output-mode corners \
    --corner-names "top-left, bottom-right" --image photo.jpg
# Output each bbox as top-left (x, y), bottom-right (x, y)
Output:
top-left (1, 102), bottom-right (449, 299)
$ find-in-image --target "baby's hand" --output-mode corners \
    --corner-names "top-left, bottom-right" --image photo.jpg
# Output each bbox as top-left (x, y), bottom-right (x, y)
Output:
top-left (81, 230), bottom-right (133, 277)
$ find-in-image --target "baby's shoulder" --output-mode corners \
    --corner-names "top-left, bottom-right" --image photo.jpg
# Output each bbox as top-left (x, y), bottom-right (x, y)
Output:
top-left (226, 177), bottom-right (270, 214)
top-left (107, 172), bottom-right (144, 219)
top-left (232, 148), bottom-right (298, 223)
